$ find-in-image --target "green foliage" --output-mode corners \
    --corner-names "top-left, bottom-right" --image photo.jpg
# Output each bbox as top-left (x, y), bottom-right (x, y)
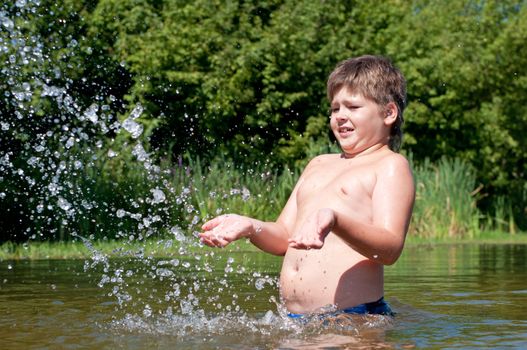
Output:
top-left (384, 0), bottom-right (527, 226)
top-left (86, 0), bottom-right (410, 165)
top-left (1, 0), bottom-right (526, 241)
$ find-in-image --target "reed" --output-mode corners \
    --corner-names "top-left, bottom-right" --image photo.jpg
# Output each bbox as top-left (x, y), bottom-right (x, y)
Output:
top-left (481, 196), bottom-right (518, 235)
top-left (409, 157), bottom-right (480, 238)
top-left (164, 155), bottom-right (298, 228)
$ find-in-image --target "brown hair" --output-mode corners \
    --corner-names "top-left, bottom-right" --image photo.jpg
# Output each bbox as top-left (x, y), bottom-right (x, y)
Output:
top-left (327, 55), bottom-right (407, 151)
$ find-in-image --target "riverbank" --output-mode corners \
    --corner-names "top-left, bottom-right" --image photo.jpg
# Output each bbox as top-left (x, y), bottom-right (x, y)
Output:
top-left (1, 231), bottom-right (526, 260)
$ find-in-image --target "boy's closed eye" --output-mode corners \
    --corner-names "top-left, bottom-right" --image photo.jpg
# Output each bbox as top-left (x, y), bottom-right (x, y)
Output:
top-left (330, 104), bottom-right (360, 114)
top-left (344, 103), bottom-right (361, 110)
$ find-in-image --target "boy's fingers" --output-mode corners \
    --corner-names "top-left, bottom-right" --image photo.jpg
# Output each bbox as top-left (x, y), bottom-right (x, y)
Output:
top-left (201, 215), bottom-right (228, 230)
top-left (209, 232), bottom-right (231, 247)
top-left (200, 233), bottom-right (228, 248)
top-left (288, 236), bottom-right (323, 250)
top-left (312, 239), bottom-right (324, 249)
top-left (199, 236), bottom-right (215, 247)
top-left (201, 218), bottom-right (219, 231)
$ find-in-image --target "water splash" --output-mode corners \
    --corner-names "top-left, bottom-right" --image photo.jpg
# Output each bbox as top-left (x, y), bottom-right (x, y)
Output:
top-left (0, 1), bottom-right (272, 332)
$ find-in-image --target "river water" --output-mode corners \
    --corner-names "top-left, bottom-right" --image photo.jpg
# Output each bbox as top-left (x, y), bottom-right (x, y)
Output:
top-left (1, 243), bottom-right (526, 349)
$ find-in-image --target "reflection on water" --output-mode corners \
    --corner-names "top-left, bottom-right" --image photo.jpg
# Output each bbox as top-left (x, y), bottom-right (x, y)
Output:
top-left (1, 243), bottom-right (527, 349)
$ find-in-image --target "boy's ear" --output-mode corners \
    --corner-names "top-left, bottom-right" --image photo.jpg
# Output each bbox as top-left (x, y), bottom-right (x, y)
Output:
top-left (383, 102), bottom-right (398, 126)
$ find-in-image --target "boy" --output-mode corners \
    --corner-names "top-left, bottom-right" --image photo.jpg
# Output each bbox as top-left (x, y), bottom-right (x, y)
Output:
top-left (199, 55), bottom-right (415, 318)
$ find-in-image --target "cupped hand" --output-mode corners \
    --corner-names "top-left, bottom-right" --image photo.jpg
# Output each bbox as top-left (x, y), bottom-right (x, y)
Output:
top-left (288, 208), bottom-right (335, 250)
top-left (199, 214), bottom-right (254, 248)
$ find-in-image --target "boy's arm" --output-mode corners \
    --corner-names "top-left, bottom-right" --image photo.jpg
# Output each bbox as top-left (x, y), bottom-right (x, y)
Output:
top-left (246, 220), bottom-right (290, 255)
top-left (332, 154), bottom-right (414, 265)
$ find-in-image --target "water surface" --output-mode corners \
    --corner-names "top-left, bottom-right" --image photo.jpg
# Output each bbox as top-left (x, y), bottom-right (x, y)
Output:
top-left (1, 243), bottom-right (526, 349)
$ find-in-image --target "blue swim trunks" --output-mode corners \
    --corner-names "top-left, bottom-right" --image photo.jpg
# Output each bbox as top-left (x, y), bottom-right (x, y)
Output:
top-left (287, 297), bottom-right (394, 320)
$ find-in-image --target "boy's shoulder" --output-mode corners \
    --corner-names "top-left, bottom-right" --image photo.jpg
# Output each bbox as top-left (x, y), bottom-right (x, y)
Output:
top-left (380, 151), bottom-right (411, 168)
top-left (378, 150), bottom-right (409, 164)
top-left (367, 150), bottom-right (411, 175)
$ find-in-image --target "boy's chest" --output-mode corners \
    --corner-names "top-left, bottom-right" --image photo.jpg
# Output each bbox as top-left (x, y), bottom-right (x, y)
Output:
top-left (296, 162), bottom-right (376, 205)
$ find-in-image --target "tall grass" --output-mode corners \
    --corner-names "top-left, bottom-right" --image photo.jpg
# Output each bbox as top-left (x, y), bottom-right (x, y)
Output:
top-left (481, 195), bottom-right (518, 235)
top-left (409, 157), bottom-right (481, 238)
top-left (163, 155), bottom-right (298, 228)
top-left (19, 146), bottom-right (298, 242)
top-left (409, 157), bottom-right (522, 238)
top-left (177, 154), bottom-right (509, 240)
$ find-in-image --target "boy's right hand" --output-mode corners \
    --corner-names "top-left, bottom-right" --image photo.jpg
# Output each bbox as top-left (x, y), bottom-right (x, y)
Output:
top-left (199, 214), bottom-right (255, 248)
top-left (288, 208), bottom-right (335, 250)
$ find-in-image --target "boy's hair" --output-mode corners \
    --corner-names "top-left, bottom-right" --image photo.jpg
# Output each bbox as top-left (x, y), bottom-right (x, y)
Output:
top-left (327, 55), bottom-right (407, 151)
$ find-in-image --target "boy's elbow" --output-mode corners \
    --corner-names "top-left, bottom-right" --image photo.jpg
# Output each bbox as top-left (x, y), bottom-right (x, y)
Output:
top-left (378, 253), bottom-right (399, 265)
top-left (273, 250), bottom-right (287, 257)
top-left (382, 254), bottom-right (399, 266)
top-left (381, 243), bottom-right (404, 265)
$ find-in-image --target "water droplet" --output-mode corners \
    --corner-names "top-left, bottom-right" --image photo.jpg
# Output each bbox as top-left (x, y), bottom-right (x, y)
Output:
top-left (131, 143), bottom-right (148, 161)
top-left (151, 188), bottom-right (166, 204)
top-left (1, 13), bottom-right (13, 28)
top-left (57, 197), bottom-right (71, 211)
top-left (255, 278), bottom-right (266, 290)
top-left (143, 305), bottom-right (152, 318)
top-left (156, 268), bottom-right (174, 278)
top-left (122, 118), bottom-right (143, 138)
top-left (65, 137), bottom-right (75, 149)
top-left (129, 103), bottom-right (144, 120)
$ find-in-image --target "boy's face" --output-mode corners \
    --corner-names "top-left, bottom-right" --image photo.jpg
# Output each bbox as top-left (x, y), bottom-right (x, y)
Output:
top-left (330, 87), bottom-right (391, 155)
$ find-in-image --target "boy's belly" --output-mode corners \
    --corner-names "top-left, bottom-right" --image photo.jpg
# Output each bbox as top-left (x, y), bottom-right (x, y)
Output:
top-left (279, 235), bottom-right (384, 313)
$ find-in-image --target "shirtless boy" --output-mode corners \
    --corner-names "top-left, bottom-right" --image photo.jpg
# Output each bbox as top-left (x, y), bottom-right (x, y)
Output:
top-left (199, 55), bottom-right (415, 317)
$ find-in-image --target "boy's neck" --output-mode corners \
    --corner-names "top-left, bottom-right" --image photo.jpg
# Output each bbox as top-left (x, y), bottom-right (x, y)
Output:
top-left (340, 144), bottom-right (390, 159)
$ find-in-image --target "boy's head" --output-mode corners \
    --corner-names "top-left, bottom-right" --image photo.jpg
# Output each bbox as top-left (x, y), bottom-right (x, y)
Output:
top-left (327, 55), bottom-right (407, 151)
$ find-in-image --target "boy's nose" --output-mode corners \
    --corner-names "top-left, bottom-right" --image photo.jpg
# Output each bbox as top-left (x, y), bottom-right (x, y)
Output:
top-left (336, 112), bottom-right (349, 122)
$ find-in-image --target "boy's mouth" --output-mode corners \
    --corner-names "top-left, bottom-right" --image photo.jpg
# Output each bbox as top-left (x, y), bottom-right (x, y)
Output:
top-left (338, 126), bottom-right (354, 136)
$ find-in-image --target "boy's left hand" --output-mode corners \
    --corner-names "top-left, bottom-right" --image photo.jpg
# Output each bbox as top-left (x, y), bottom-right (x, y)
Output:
top-left (288, 208), bottom-right (335, 250)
